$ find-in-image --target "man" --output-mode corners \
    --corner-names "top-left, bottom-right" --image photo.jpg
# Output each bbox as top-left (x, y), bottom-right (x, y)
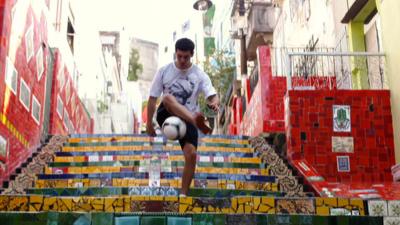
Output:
top-left (146, 38), bottom-right (219, 196)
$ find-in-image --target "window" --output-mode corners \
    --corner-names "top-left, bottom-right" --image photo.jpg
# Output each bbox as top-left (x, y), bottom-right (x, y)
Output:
top-left (58, 67), bottom-right (65, 90)
top-left (19, 78), bottom-right (31, 111)
top-left (65, 80), bottom-right (71, 104)
top-left (56, 95), bottom-right (63, 119)
top-left (32, 95), bottom-right (41, 125)
top-left (5, 57), bottom-right (18, 94)
top-left (67, 18), bottom-right (75, 53)
top-left (25, 24), bottom-right (34, 62)
top-left (36, 48), bottom-right (44, 81)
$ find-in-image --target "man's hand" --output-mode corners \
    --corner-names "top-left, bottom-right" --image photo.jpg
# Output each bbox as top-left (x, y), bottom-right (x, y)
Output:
top-left (146, 122), bottom-right (156, 136)
top-left (207, 95), bottom-right (219, 112)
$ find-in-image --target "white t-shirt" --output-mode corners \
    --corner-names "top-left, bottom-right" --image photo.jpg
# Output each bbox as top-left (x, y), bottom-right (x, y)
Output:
top-left (149, 62), bottom-right (216, 113)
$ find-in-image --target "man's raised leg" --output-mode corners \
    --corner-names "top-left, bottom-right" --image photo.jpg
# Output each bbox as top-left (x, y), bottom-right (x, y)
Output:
top-left (162, 94), bottom-right (211, 134)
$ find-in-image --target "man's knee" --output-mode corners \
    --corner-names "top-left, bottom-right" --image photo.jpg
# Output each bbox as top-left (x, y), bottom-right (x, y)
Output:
top-left (183, 145), bottom-right (197, 162)
top-left (162, 94), bottom-right (175, 107)
top-left (186, 151), bottom-right (197, 162)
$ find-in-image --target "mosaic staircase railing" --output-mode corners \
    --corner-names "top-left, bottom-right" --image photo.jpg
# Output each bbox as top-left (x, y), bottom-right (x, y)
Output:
top-left (0, 134), bottom-right (399, 225)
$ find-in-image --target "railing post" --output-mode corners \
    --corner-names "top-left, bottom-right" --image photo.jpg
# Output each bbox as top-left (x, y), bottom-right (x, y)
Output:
top-left (286, 52), bottom-right (292, 90)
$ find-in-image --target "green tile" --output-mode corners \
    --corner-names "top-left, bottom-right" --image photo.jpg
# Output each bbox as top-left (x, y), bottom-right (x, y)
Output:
top-left (276, 215), bottom-right (291, 225)
top-left (299, 215), bottom-right (313, 225)
top-left (114, 216), bottom-right (139, 225)
top-left (349, 216), bottom-right (383, 225)
top-left (72, 215), bottom-right (91, 225)
top-left (335, 216), bottom-right (350, 225)
top-left (312, 216), bottom-right (329, 225)
top-left (0, 212), bottom-right (49, 225)
top-left (92, 213), bottom-right (113, 225)
top-left (192, 214), bottom-right (225, 225)
top-left (141, 216), bottom-right (166, 225)
top-left (167, 217), bottom-right (191, 225)
top-left (57, 213), bottom-right (87, 225)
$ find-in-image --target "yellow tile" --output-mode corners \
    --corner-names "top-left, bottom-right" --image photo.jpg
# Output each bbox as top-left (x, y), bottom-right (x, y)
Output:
top-left (6, 196), bottom-right (28, 211)
top-left (150, 196), bottom-right (163, 201)
top-left (57, 198), bottom-right (73, 212)
top-left (350, 199), bottom-right (365, 215)
top-left (244, 205), bottom-right (252, 213)
top-left (179, 203), bottom-right (190, 213)
top-left (192, 207), bottom-right (203, 213)
top-left (91, 197), bottom-right (105, 212)
top-left (261, 169), bottom-right (269, 176)
top-left (253, 197), bottom-right (261, 210)
top-left (74, 197), bottom-right (94, 212)
top-left (131, 196), bottom-right (146, 201)
top-left (29, 195), bottom-right (44, 212)
top-left (164, 196), bottom-right (178, 202)
top-left (218, 180), bottom-right (226, 189)
top-left (236, 204), bottom-right (244, 214)
top-left (221, 208), bottom-right (231, 214)
top-left (231, 198), bottom-right (238, 212)
top-left (238, 196), bottom-right (251, 205)
top-left (104, 197), bottom-right (116, 212)
top-left (123, 196), bottom-right (131, 212)
top-left (89, 179), bottom-right (101, 187)
top-left (35, 180), bottom-right (44, 188)
top-left (43, 197), bottom-right (58, 211)
top-left (338, 198), bottom-right (350, 208)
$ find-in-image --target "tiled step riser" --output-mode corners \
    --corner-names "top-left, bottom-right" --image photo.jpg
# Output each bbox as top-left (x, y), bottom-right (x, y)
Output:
top-left (26, 187), bottom-right (285, 197)
top-left (48, 161), bottom-right (264, 169)
top-left (64, 142), bottom-right (252, 149)
top-left (0, 213), bottom-right (391, 225)
top-left (34, 179), bottom-right (278, 191)
top-left (36, 172), bottom-right (276, 183)
top-left (44, 166), bottom-right (269, 175)
top-left (0, 195), bottom-right (366, 215)
top-left (53, 155), bottom-right (261, 164)
top-left (61, 146), bottom-right (253, 153)
top-left (68, 134), bottom-right (250, 142)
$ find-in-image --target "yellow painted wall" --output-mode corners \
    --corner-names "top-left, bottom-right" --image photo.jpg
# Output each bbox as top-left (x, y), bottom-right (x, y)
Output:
top-left (379, 0), bottom-right (400, 163)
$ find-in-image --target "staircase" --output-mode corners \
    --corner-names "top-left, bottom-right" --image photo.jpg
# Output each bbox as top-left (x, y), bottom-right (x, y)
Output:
top-left (0, 134), bottom-right (397, 224)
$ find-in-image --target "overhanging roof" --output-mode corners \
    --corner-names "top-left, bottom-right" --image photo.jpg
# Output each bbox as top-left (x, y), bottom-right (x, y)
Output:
top-left (341, 0), bottom-right (377, 24)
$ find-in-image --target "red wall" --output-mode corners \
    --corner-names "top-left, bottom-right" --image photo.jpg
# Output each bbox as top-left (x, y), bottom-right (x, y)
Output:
top-left (49, 50), bottom-right (92, 135)
top-left (0, 0), bottom-right (92, 182)
top-left (0, 0), bottom-right (49, 181)
top-left (286, 90), bottom-right (395, 183)
top-left (240, 46), bottom-right (336, 136)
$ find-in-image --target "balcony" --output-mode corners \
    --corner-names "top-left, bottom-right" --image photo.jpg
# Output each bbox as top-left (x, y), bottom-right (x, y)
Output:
top-left (245, 2), bottom-right (277, 60)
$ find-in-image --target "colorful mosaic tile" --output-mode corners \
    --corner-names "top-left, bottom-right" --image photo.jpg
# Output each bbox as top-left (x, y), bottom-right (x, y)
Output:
top-left (389, 201), bottom-right (400, 217)
top-left (369, 200), bottom-right (388, 216)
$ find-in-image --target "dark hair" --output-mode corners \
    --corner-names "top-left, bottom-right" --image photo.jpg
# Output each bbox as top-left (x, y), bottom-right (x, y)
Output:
top-left (175, 38), bottom-right (195, 54)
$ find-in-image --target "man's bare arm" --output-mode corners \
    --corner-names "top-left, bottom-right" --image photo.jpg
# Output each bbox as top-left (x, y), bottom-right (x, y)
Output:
top-left (206, 94), bottom-right (219, 112)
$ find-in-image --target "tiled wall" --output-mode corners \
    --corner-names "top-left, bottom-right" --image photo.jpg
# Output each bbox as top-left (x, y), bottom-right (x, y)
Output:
top-left (241, 46), bottom-right (335, 136)
top-left (0, 0), bottom-right (92, 182)
top-left (286, 90), bottom-right (395, 183)
top-left (49, 49), bottom-right (92, 135)
top-left (0, 0), bottom-right (49, 181)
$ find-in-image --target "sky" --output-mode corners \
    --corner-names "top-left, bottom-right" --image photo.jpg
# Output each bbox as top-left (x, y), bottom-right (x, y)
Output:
top-left (88, 0), bottom-right (200, 45)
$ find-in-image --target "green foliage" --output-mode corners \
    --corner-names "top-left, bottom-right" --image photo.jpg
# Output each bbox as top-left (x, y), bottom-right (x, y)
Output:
top-left (97, 99), bottom-right (108, 113)
top-left (127, 48), bottom-right (143, 81)
top-left (200, 49), bottom-right (235, 117)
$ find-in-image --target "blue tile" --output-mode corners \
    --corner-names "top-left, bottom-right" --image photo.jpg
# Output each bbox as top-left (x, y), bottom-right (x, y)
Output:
top-left (114, 216), bottom-right (139, 225)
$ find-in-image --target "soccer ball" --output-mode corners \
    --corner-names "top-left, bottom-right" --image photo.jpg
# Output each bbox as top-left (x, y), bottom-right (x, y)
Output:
top-left (162, 116), bottom-right (187, 140)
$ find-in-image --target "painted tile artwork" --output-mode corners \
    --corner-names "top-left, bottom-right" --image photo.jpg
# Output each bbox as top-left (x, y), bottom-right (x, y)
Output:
top-left (332, 136), bottom-right (354, 153)
top-left (337, 156), bottom-right (350, 172)
top-left (333, 105), bottom-right (351, 132)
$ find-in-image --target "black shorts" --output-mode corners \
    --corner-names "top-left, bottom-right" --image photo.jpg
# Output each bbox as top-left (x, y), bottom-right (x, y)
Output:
top-left (156, 103), bottom-right (198, 149)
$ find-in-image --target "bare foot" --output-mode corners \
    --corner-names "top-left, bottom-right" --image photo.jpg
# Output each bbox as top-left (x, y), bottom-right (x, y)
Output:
top-left (194, 112), bottom-right (212, 134)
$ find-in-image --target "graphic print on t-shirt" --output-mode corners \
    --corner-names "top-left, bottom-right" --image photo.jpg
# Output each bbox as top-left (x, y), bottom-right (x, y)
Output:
top-left (167, 76), bottom-right (195, 106)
